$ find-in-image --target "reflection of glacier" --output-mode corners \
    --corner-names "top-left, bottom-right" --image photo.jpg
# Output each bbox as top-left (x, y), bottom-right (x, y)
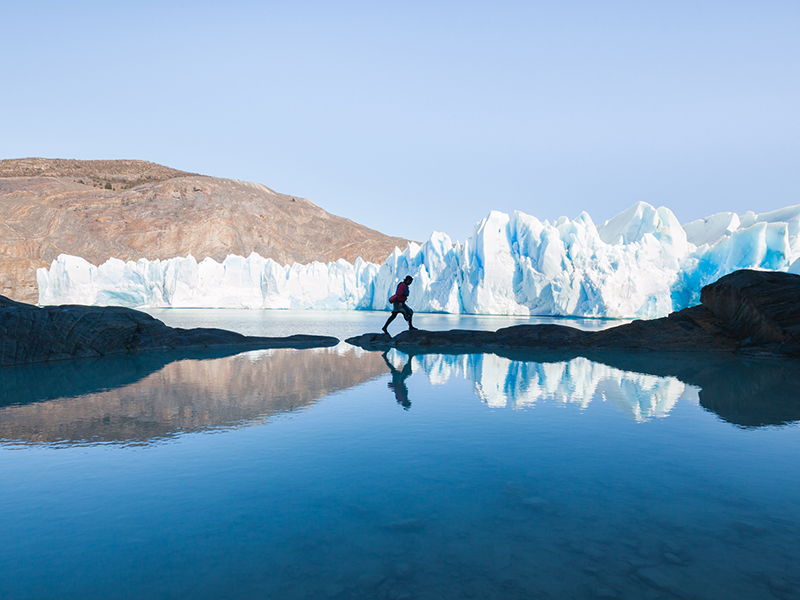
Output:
top-left (389, 350), bottom-right (696, 421)
top-left (38, 202), bottom-right (800, 318)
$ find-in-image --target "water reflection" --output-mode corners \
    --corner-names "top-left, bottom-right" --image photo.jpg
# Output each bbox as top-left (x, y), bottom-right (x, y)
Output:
top-left (387, 349), bottom-right (800, 427)
top-left (1, 346), bottom-right (797, 448)
top-left (386, 350), bottom-right (689, 421)
top-left (0, 346), bottom-right (388, 446)
top-left (578, 351), bottom-right (800, 428)
top-left (382, 351), bottom-right (412, 410)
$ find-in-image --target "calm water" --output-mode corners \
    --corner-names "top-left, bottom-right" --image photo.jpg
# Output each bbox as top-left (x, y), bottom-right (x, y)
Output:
top-left (1, 313), bottom-right (799, 600)
top-left (141, 308), bottom-right (622, 339)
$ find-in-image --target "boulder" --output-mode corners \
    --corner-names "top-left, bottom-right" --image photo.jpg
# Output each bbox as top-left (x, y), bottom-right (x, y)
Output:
top-left (347, 270), bottom-right (800, 358)
top-left (700, 269), bottom-right (800, 355)
top-left (0, 297), bottom-right (338, 366)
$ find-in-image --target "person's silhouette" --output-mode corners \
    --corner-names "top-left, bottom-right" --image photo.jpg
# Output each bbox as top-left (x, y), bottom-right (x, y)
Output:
top-left (382, 351), bottom-right (412, 410)
top-left (383, 275), bottom-right (417, 334)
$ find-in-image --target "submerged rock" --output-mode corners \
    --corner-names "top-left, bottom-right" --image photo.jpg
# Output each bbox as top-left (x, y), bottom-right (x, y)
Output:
top-left (0, 296), bottom-right (338, 366)
top-left (347, 270), bottom-right (800, 358)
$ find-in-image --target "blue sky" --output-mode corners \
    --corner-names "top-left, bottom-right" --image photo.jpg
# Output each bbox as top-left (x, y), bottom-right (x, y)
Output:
top-left (2, 1), bottom-right (798, 242)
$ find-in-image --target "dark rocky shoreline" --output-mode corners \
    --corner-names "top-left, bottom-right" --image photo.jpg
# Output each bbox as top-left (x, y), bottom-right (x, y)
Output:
top-left (347, 270), bottom-right (800, 358)
top-left (0, 296), bottom-right (338, 366)
top-left (3, 269), bottom-right (799, 367)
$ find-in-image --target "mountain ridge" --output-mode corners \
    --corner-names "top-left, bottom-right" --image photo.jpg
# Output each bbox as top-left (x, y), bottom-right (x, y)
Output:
top-left (0, 157), bottom-right (197, 189)
top-left (0, 158), bottom-right (413, 303)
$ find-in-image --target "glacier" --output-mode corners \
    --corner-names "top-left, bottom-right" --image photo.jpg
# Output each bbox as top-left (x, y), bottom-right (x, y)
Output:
top-left (37, 201), bottom-right (800, 319)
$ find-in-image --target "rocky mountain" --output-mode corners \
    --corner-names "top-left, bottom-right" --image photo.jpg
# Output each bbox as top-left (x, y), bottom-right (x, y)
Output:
top-left (0, 158), bottom-right (413, 303)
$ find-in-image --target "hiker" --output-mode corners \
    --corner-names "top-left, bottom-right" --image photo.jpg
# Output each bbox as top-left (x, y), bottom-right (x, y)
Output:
top-left (382, 275), bottom-right (417, 334)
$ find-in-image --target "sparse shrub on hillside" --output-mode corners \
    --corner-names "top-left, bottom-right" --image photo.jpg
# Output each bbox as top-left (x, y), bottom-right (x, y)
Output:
top-left (0, 158), bottom-right (196, 186)
top-left (104, 183), bottom-right (112, 189)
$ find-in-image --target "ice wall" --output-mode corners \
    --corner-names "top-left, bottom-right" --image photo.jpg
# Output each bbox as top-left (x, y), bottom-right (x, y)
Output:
top-left (37, 201), bottom-right (800, 318)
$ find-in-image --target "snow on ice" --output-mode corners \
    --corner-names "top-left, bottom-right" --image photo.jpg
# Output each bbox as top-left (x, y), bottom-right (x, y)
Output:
top-left (37, 202), bottom-right (800, 318)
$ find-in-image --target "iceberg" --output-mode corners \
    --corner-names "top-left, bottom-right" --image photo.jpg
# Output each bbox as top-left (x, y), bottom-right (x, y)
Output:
top-left (37, 201), bottom-right (800, 319)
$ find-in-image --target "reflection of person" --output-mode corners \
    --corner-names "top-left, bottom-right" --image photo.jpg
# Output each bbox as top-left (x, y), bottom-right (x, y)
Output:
top-left (382, 351), bottom-right (412, 410)
top-left (382, 275), bottom-right (417, 334)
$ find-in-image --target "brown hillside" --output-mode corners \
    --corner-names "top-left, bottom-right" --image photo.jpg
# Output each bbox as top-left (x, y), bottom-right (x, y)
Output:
top-left (0, 159), bottom-right (413, 303)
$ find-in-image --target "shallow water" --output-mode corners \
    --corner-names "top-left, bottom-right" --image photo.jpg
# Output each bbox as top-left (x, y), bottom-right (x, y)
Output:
top-left (1, 316), bottom-right (799, 599)
top-left (141, 308), bottom-right (621, 340)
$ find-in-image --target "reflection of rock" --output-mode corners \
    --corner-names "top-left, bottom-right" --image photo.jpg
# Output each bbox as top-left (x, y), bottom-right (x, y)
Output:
top-left (0, 347), bottom-right (389, 445)
top-left (347, 270), bottom-right (800, 358)
top-left (570, 352), bottom-right (800, 428)
top-left (696, 361), bottom-right (800, 428)
top-left (388, 349), bottom-right (800, 427)
top-left (0, 349), bottom-right (219, 408)
top-left (0, 295), bottom-right (337, 366)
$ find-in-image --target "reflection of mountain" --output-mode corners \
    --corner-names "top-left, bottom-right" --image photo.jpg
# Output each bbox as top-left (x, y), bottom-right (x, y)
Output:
top-left (3, 345), bottom-right (795, 447)
top-left (388, 349), bottom-right (800, 427)
top-left (0, 347), bottom-right (388, 446)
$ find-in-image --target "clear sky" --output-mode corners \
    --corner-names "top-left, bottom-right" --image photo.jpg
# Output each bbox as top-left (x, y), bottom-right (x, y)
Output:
top-left (2, 1), bottom-right (799, 243)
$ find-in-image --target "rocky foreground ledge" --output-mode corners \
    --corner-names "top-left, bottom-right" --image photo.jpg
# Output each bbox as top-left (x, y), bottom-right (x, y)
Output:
top-left (347, 270), bottom-right (800, 358)
top-left (0, 297), bottom-right (338, 366)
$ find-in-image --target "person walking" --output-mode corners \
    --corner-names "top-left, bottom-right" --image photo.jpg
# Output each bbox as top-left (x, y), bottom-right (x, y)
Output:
top-left (382, 275), bottom-right (417, 334)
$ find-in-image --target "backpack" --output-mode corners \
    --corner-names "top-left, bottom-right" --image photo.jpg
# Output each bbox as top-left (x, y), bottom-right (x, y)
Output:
top-left (388, 282), bottom-right (407, 304)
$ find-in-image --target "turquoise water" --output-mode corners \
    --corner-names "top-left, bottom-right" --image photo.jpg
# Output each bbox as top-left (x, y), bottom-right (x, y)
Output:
top-left (1, 314), bottom-right (799, 599)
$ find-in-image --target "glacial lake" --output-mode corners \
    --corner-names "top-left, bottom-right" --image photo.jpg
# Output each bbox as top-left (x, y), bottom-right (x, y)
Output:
top-left (1, 311), bottom-right (799, 600)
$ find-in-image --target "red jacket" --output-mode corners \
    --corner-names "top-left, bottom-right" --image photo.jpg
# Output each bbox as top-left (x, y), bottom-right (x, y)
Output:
top-left (389, 281), bottom-right (409, 303)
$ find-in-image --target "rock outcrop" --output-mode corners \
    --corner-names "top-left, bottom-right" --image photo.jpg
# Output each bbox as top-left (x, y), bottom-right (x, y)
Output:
top-left (0, 158), bottom-right (413, 303)
top-left (0, 296), bottom-right (338, 366)
top-left (347, 270), bottom-right (800, 358)
top-left (700, 269), bottom-right (800, 354)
